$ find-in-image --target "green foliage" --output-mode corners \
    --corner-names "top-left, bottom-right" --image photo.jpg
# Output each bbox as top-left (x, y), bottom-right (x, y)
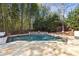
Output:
top-left (33, 17), bottom-right (46, 31)
top-left (46, 13), bottom-right (61, 32)
top-left (0, 3), bottom-right (41, 34)
top-left (0, 3), bottom-right (63, 34)
top-left (33, 13), bottom-right (61, 32)
top-left (65, 7), bottom-right (79, 30)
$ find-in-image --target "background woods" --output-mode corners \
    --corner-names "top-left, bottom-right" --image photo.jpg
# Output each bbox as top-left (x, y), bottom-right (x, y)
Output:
top-left (0, 3), bottom-right (79, 35)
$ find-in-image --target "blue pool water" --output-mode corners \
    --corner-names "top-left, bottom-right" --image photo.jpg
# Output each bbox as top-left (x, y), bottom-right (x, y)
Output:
top-left (6, 34), bottom-right (62, 43)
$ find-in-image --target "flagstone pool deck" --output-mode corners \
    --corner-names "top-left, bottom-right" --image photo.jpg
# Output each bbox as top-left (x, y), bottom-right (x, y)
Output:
top-left (0, 33), bottom-right (79, 56)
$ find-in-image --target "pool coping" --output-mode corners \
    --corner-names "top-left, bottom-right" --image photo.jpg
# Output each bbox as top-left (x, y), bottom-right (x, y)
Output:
top-left (0, 32), bottom-right (76, 45)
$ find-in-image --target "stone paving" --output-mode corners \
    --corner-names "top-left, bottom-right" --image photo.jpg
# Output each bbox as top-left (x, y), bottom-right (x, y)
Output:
top-left (0, 40), bottom-right (79, 56)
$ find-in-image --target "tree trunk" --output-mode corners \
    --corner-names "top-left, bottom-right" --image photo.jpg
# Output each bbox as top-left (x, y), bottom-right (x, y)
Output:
top-left (20, 4), bottom-right (24, 33)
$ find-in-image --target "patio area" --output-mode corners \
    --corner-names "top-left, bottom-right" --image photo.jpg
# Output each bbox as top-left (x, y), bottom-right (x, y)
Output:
top-left (0, 37), bottom-right (79, 56)
top-left (0, 3), bottom-right (79, 56)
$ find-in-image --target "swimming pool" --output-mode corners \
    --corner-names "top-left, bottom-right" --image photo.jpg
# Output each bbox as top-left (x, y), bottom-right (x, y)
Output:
top-left (6, 34), bottom-right (62, 43)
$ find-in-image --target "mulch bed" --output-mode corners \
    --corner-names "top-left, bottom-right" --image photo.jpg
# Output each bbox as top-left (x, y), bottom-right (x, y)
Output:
top-left (49, 31), bottom-right (74, 36)
top-left (6, 30), bottom-right (74, 36)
